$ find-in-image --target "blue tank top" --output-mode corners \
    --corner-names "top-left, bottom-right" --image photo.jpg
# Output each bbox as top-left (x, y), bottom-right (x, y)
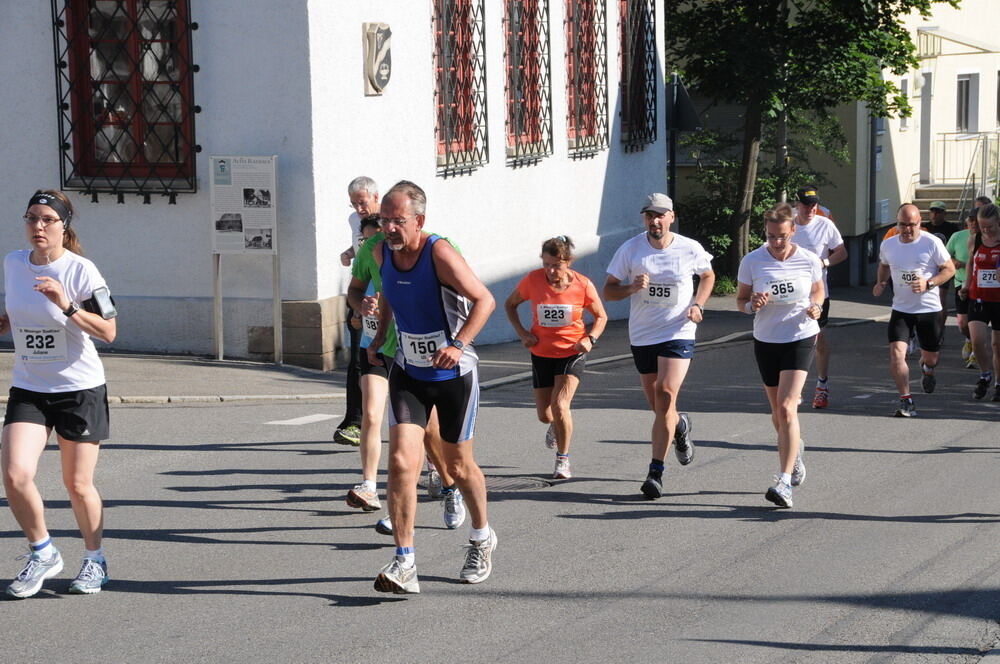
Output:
top-left (381, 234), bottom-right (478, 381)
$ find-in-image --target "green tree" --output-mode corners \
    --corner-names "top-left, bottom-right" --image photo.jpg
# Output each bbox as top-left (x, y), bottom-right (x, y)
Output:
top-left (665, 0), bottom-right (959, 273)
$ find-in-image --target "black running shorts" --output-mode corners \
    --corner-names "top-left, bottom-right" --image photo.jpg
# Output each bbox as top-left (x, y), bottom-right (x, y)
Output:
top-left (753, 337), bottom-right (816, 387)
top-left (817, 298), bottom-right (831, 329)
top-left (387, 366), bottom-right (478, 443)
top-left (630, 339), bottom-right (696, 375)
top-left (360, 349), bottom-right (391, 379)
top-left (955, 287), bottom-right (970, 316)
top-left (968, 300), bottom-right (1000, 328)
top-left (4, 384), bottom-right (110, 442)
top-left (887, 310), bottom-right (942, 352)
top-left (530, 353), bottom-right (586, 389)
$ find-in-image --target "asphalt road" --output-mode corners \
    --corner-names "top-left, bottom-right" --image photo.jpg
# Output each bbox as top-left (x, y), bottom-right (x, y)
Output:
top-left (0, 320), bottom-right (998, 663)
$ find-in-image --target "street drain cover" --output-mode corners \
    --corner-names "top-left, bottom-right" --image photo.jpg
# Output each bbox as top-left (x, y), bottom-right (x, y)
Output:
top-left (486, 476), bottom-right (552, 491)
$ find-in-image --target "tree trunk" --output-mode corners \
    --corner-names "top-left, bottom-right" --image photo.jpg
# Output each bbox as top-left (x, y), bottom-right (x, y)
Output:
top-left (729, 95), bottom-right (763, 275)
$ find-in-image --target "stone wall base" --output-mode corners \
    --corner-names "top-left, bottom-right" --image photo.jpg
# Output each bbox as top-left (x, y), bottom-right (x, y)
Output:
top-left (248, 295), bottom-right (348, 371)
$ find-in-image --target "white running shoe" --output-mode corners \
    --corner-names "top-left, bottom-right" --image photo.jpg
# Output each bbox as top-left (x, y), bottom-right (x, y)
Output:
top-left (553, 456), bottom-right (571, 479)
top-left (791, 443), bottom-right (806, 487)
top-left (442, 489), bottom-right (466, 529)
top-left (544, 423), bottom-right (556, 449)
top-left (460, 528), bottom-right (497, 584)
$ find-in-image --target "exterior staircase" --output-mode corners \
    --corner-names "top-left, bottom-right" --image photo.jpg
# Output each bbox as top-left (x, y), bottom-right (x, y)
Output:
top-left (912, 184), bottom-right (965, 222)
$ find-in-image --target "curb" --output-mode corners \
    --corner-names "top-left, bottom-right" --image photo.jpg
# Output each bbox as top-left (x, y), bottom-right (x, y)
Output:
top-left (8, 313), bottom-right (887, 405)
top-left (479, 313), bottom-right (889, 391)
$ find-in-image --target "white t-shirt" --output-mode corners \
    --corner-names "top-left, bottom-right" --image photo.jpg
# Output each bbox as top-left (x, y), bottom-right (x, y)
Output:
top-left (878, 232), bottom-right (951, 314)
top-left (737, 244), bottom-right (823, 343)
top-left (606, 232), bottom-right (713, 345)
top-left (348, 212), bottom-right (365, 254)
top-left (4, 250), bottom-right (108, 392)
top-left (793, 215), bottom-right (843, 293)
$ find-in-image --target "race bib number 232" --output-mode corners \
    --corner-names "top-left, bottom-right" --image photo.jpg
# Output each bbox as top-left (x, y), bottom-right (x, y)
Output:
top-left (14, 326), bottom-right (67, 363)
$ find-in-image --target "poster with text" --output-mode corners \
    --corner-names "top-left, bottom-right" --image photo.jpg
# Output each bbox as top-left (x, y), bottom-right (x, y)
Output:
top-left (210, 156), bottom-right (277, 254)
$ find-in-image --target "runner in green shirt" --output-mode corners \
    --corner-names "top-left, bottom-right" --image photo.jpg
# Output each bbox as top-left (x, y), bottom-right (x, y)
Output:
top-left (947, 211), bottom-right (977, 368)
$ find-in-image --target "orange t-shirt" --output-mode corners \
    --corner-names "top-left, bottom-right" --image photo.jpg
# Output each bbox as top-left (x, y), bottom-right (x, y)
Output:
top-left (883, 226), bottom-right (899, 240)
top-left (516, 269), bottom-right (595, 358)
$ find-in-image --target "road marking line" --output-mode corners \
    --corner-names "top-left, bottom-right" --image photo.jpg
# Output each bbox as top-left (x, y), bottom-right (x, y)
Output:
top-left (853, 394), bottom-right (873, 399)
top-left (266, 414), bottom-right (337, 425)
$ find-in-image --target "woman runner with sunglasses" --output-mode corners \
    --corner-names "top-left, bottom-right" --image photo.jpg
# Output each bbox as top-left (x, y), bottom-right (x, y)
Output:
top-left (1, 190), bottom-right (117, 597)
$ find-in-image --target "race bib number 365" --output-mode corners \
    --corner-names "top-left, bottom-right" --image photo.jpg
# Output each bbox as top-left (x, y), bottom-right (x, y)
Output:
top-left (537, 303), bottom-right (573, 328)
top-left (400, 330), bottom-right (447, 368)
top-left (764, 278), bottom-right (805, 303)
top-left (14, 326), bottom-right (67, 363)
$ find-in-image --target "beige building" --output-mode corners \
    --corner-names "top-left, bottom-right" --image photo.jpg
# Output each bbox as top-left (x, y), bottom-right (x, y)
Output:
top-left (816, 0), bottom-right (1000, 283)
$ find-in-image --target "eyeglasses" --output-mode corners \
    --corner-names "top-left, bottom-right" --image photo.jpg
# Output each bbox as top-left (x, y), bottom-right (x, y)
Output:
top-left (23, 214), bottom-right (62, 227)
top-left (379, 216), bottom-right (415, 228)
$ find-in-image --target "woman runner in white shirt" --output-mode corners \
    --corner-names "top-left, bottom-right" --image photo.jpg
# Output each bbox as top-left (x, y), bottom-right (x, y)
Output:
top-left (0, 190), bottom-right (116, 598)
top-left (736, 203), bottom-right (824, 508)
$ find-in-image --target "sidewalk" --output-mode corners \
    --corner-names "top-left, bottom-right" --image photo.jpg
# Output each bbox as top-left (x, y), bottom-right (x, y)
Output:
top-left (0, 285), bottom-right (890, 404)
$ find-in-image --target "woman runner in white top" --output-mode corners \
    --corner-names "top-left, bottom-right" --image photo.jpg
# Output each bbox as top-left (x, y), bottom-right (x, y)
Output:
top-left (736, 203), bottom-right (824, 509)
top-left (0, 190), bottom-right (116, 598)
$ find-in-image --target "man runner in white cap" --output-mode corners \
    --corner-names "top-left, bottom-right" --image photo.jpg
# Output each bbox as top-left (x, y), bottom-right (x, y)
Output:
top-left (604, 193), bottom-right (715, 499)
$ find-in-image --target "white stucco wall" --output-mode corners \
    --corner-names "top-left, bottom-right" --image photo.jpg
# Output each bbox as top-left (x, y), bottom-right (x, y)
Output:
top-left (308, 0), bottom-right (668, 344)
top-left (0, 1), bottom-right (318, 356)
top-left (0, 1), bottom-right (667, 356)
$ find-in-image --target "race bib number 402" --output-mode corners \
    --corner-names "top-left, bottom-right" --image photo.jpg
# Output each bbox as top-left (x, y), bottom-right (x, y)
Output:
top-left (400, 330), bottom-right (447, 368)
top-left (642, 283), bottom-right (677, 307)
top-left (537, 303), bottom-right (573, 328)
top-left (898, 269), bottom-right (922, 289)
top-left (14, 326), bottom-right (67, 363)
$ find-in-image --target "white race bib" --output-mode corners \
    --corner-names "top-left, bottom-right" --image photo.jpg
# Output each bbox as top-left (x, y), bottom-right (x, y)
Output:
top-left (764, 278), bottom-right (807, 303)
top-left (360, 315), bottom-right (379, 346)
top-left (897, 269), bottom-right (922, 290)
top-left (537, 303), bottom-right (573, 328)
top-left (400, 330), bottom-right (447, 368)
top-left (978, 268), bottom-right (1000, 288)
top-left (14, 326), bottom-right (67, 363)
top-left (642, 282), bottom-right (677, 307)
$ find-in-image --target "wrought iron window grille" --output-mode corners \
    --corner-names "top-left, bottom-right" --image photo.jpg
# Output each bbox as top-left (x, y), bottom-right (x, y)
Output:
top-left (51, 0), bottom-right (200, 202)
top-left (619, 0), bottom-right (656, 152)
top-left (433, 0), bottom-right (489, 177)
top-left (565, 0), bottom-right (609, 158)
top-left (504, 0), bottom-right (553, 167)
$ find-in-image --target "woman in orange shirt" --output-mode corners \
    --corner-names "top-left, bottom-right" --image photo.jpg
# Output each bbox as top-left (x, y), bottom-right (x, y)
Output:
top-left (504, 236), bottom-right (608, 479)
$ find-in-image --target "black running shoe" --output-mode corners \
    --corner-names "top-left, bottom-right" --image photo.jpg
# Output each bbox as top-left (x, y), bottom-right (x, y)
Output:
top-left (993, 386), bottom-right (1000, 402)
top-left (640, 473), bottom-right (663, 500)
top-left (974, 378), bottom-right (990, 400)
top-left (921, 371), bottom-right (936, 394)
top-left (673, 413), bottom-right (694, 465)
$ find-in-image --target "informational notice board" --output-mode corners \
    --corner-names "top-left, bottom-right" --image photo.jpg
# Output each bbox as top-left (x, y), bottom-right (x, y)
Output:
top-left (210, 155), bottom-right (278, 254)
top-left (208, 155), bottom-right (282, 363)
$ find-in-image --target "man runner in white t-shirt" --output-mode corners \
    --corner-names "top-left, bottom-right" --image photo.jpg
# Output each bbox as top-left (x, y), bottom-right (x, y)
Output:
top-left (792, 186), bottom-right (847, 409)
top-left (873, 204), bottom-right (955, 417)
top-left (604, 193), bottom-right (715, 499)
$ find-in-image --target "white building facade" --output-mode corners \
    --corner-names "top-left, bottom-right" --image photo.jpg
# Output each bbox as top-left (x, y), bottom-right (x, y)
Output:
top-left (0, 1), bottom-right (668, 368)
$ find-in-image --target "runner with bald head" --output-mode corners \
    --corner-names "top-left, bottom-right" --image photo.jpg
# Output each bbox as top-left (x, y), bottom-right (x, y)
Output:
top-left (873, 203), bottom-right (956, 417)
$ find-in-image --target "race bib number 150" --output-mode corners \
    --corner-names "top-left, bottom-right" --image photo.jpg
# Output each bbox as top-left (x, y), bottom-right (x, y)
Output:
top-left (400, 330), bottom-right (448, 368)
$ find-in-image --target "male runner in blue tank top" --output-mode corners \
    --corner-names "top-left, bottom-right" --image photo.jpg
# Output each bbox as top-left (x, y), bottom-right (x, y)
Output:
top-left (366, 180), bottom-right (497, 594)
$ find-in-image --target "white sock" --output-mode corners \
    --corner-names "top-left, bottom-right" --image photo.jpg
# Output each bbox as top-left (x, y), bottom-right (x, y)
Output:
top-left (84, 548), bottom-right (105, 562)
top-left (469, 523), bottom-right (491, 542)
top-left (779, 473), bottom-right (792, 486)
top-left (361, 479), bottom-right (376, 493)
top-left (30, 537), bottom-right (55, 560)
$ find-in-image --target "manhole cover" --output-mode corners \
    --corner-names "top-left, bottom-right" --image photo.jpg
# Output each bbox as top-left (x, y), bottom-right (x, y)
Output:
top-left (486, 476), bottom-right (552, 491)
top-left (419, 476), bottom-right (551, 491)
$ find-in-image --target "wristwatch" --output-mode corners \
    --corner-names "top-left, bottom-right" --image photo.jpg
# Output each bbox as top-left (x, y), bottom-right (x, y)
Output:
top-left (451, 339), bottom-right (466, 352)
top-left (63, 303), bottom-right (79, 317)
top-left (588, 334), bottom-right (598, 346)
